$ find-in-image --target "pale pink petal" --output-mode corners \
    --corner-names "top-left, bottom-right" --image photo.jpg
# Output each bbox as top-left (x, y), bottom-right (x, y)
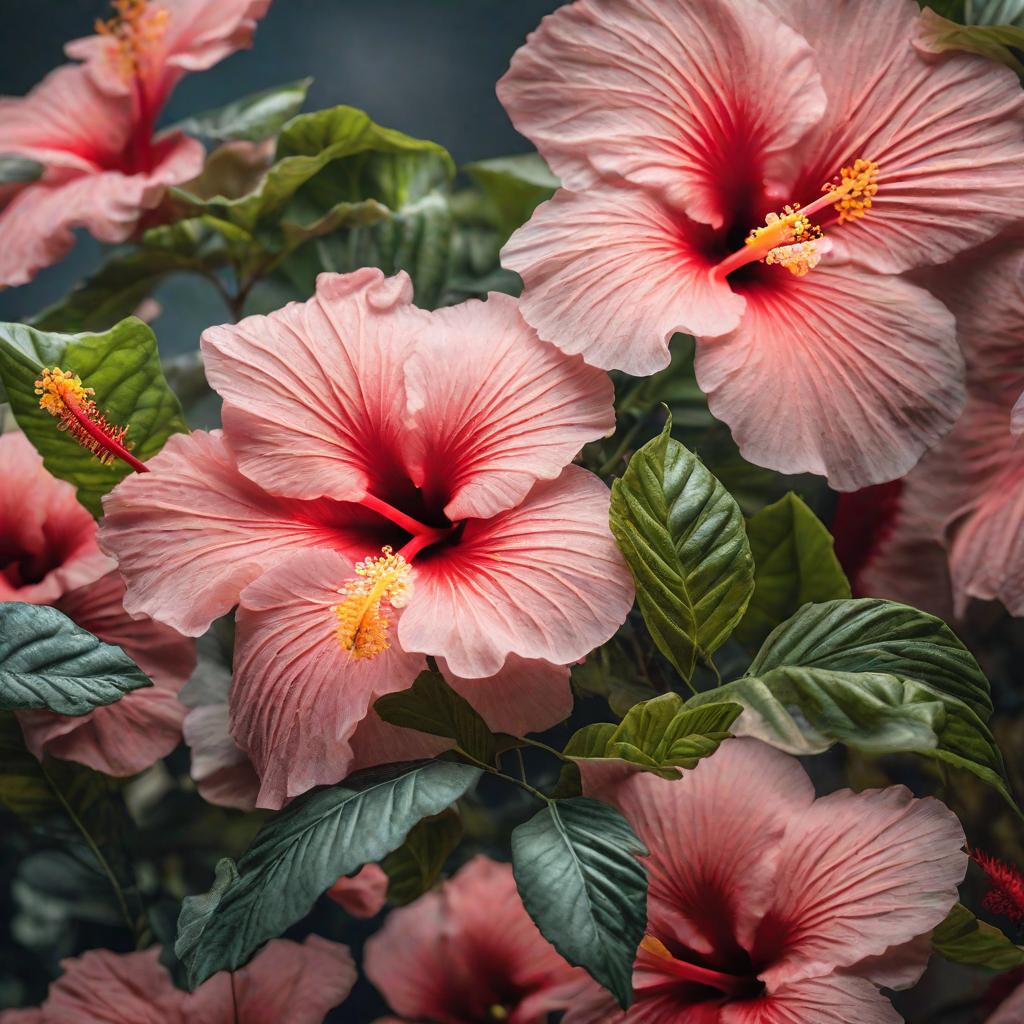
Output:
top-left (602, 739), bottom-right (814, 963)
top-left (403, 291), bottom-right (614, 520)
top-left (1014, 392), bottom-right (1024, 437)
top-left (842, 932), bottom-right (935, 992)
top-left (232, 549), bottom-right (425, 808)
top-left (441, 656), bottom-right (573, 737)
top-left (185, 936), bottom-right (355, 1024)
top-left (327, 864), bottom-right (389, 918)
top-left (762, 0), bottom-right (1024, 273)
top-left (348, 706), bottom-right (451, 771)
top-left (754, 786), bottom-right (966, 989)
top-left (183, 701), bottom-right (261, 811)
top-left (497, 0), bottom-right (826, 224)
top-left (503, 184), bottom-right (746, 375)
top-left (202, 269), bottom-right (418, 503)
top-left (0, 135), bottom-right (203, 287)
top-left (398, 466), bottom-right (634, 678)
top-left (15, 570), bottom-right (195, 776)
top-left (720, 974), bottom-right (901, 1024)
top-left (695, 265), bottom-right (963, 490)
top-left (99, 430), bottom-right (374, 637)
top-left (365, 856), bottom-right (585, 1024)
top-left (988, 982), bottom-right (1024, 1024)
top-left (0, 433), bottom-right (111, 604)
top-left (0, 1011), bottom-right (45, 1023)
top-left (35, 949), bottom-right (186, 1023)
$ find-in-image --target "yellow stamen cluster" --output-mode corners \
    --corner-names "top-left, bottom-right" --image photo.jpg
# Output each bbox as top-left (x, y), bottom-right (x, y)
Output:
top-left (34, 367), bottom-right (131, 466)
top-left (333, 546), bottom-right (413, 659)
top-left (829, 158), bottom-right (879, 224)
top-left (745, 202), bottom-right (823, 252)
top-left (95, 0), bottom-right (169, 82)
top-left (764, 240), bottom-right (825, 278)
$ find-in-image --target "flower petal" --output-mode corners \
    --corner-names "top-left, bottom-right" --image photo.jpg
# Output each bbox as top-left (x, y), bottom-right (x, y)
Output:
top-left (99, 430), bottom-right (371, 637)
top-left (503, 184), bottom-right (746, 375)
top-left (398, 466), bottom-right (634, 678)
top-left (202, 269), bottom-right (418, 503)
top-left (232, 549), bottom-right (425, 808)
top-left (497, 0), bottom-right (826, 225)
top-left (183, 700), bottom-right (261, 811)
top-left (404, 292), bottom-right (614, 520)
top-left (327, 864), bottom-right (389, 919)
top-left (754, 786), bottom-right (966, 988)
top-left (16, 570), bottom-right (195, 776)
top-left (695, 265), bottom-right (963, 490)
top-left (989, 982), bottom-right (1024, 1024)
top-left (720, 974), bottom-right (901, 1024)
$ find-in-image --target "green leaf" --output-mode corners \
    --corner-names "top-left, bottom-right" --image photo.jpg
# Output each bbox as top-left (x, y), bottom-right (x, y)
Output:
top-left (0, 603), bottom-right (151, 715)
top-left (374, 669), bottom-right (498, 763)
top-left (463, 153), bottom-right (559, 239)
top-left (917, 7), bottom-right (1024, 72)
top-left (381, 809), bottom-right (463, 906)
top-left (736, 493), bottom-right (851, 650)
top-left (609, 417), bottom-right (754, 683)
top-left (175, 760), bottom-right (480, 987)
top-left (172, 79), bottom-right (312, 142)
top-left (512, 797), bottom-right (648, 1008)
top-left (932, 903), bottom-right (1024, 971)
top-left (0, 154), bottom-right (43, 185)
top-left (0, 317), bottom-right (188, 514)
top-left (564, 693), bottom-right (741, 779)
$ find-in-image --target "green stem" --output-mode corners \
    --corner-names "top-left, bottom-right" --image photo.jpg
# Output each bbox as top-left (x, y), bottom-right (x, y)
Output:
top-left (598, 420), bottom-right (646, 477)
top-left (456, 748), bottom-right (550, 804)
top-left (519, 736), bottom-right (572, 762)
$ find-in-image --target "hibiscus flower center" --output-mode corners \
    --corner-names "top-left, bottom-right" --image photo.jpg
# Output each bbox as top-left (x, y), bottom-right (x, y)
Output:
top-left (638, 934), bottom-right (765, 1003)
top-left (714, 158), bottom-right (879, 281)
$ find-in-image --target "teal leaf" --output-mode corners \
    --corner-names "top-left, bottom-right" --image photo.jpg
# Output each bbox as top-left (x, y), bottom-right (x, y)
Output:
top-left (0, 603), bottom-right (151, 715)
top-left (175, 760), bottom-right (480, 987)
top-left (381, 809), bottom-right (463, 906)
top-left (0, 154), bottom-right (43, 185)
top-left (512, 797), bottom-right (647, 1008)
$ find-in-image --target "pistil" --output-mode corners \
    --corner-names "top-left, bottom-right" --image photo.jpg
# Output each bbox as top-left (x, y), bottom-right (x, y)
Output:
top-left (638, 935), bottom-right (759, 1000)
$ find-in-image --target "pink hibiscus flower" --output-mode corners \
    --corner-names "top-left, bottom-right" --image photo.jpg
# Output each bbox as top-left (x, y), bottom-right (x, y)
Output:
top-left (0, 0), bottom-right (270, 287)
top-left (576, 738), bottom-right (967, 1024)
top-left (497, 0), bottom-right (1024, 489)
top-left (0, 431), bottom-right (194, 776)
top-left (98, 269), bottom-right (634, 807)
top-left (0, 935), bottom-right (354, 1023)
top-left (364, 856), bottom-right (592, 1023)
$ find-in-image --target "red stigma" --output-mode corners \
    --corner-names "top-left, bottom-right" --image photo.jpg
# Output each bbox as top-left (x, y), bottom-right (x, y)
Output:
top-left (973, 849), bottom-right (1024, 925)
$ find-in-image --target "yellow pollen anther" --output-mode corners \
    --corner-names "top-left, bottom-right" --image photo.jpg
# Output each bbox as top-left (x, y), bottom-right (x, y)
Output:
top-left (95, 0), bottom-right (169, 82)
top-left (333, 546), bottom-right (413, 659)
top-left (828, 158), bottom-right (879, 225)
top-left (764, 240), bottom-right (826, 277)
top-left (745, 202), bottom-right (824, 255)
top-left (489, 1007), bottom-right (510, 1021)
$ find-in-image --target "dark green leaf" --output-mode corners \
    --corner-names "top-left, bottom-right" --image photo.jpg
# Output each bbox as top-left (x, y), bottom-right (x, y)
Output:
top-left (736, 493), bottom-right (851, 650)
top-left (609, 418), bottom-right (754, 683)
top-left (0, 603), bottom-right (151, 715)
top-left (381, 809), bottom-right (463, 906)
top-left (932, 903), bottom-right (1024, 971)
top-left (374, 669), bottom-right (497, 763)
top-left (0, 317), bottom-right (188, 514)
top-left (172, 79), bottom-right (312, 142)
top-left (512, 797), bottom-right (647, 1008)
top-left (0, 154), bottom-right (43, 185)
top-left (175, 760), bottom-right (480, 987)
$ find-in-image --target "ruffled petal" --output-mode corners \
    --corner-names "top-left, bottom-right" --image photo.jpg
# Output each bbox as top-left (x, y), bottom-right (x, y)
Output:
top-left (327, 864), bottom-right (389, 919)
top-left (183, 700), bottom-right (261, 811)
top-left (99, 430), bottom-right (371, 637)
top-left (497, 0), bottom-right (826, 225)
top-left (695, 265), bottom-right (963, 490)
top-left (232, 549), bottom-right (425, 808)
top-left (765, 0), bottom-right (1024, 273)
top-left (16, 570), bottom-right (195, 776)
top-left (753, 786), bottom-right (966, 988)
top-left (503, 184), bottom-right (746, 375)
top-left (404, 291), bottom-right (614, 520)
top-left (202, 269), bottom-right (418, 503)
top-left (398, 466), bottom-right (634, 678)
top-left (842, 932), bottom-right (934, 992)
top-left (720, 974), bottom-right (901, 1024)
top-left (600, 739), bottom-right (814, 964)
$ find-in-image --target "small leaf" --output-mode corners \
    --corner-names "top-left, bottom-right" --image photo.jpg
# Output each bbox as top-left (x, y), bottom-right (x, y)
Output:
top-left (374, 669), bottom-right (497, 763)
top-left (917, 8), bottom-right (1024, 72)
top-left (932, 903), bottom-right (1024, 971)
top-left (172, 79), bottom-right (312, 142)
top-left (381, 809), bottom-right (463, 906)
top-left (512, 797), bottom-right (648, 1008)
top-left (609, 417), bottom-right (754, 682)
top-left (0, 154), bottom-right (43, 185)
top-left (0, 603), bottom-right (151, 715)
top-left (175, 760), bottom-right (480, 987)
top-left (0, 317), bottom-right (188, 514)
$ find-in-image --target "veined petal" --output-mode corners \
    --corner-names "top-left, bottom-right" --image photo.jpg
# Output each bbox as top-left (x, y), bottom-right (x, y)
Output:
top-left (720, 974), bottom-right (901, 1024)
top-left (503, 184), bottom-right (745, 376)
top-left (232, 549), bottom-right (425, 809)
top-left (497, 0), bottom-right (826, 226)
top-left (695, 266), bottom-right (963, 490)
top-left (397, 466), bottom-right (634, 679)
top-left (99, 430), bottom-right (373, 637)
top-left (404, 292), bottom-right (614, 521)
top-left (754, 786), bottom-right (966, 988)
top-left (183, 700), bottom-right (260, 811)
top-left (16, 570), bottom-right (195, 776)
top-left (202, 269), bottom-right (418, 503)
